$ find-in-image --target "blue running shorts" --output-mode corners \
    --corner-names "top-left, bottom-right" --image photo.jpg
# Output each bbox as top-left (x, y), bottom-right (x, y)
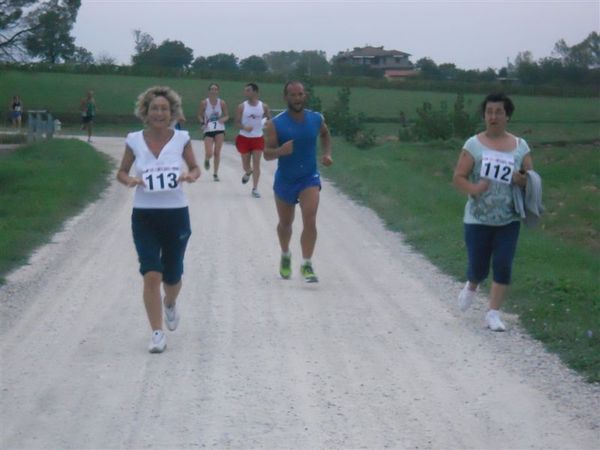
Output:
top-left (273, 173), bottom-right (322, 205)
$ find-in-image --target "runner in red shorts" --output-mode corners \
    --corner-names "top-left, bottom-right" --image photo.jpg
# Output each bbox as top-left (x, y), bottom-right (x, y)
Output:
top-left (235, 83), bottom-right (271, 198)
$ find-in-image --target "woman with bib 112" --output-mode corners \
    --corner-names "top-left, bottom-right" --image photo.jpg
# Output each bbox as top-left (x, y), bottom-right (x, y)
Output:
top-left (117, 86), bottom-right (200, 353)
top-left (453, 93), bottom-right (533, 332)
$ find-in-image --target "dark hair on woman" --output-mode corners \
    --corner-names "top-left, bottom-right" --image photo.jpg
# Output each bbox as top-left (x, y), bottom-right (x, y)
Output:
top-left (246, 82), bottom-right (259, 92)
top-left (208, 83), bottom-right (220, 90)
top-left (480, 93), bottom-right (515, 118)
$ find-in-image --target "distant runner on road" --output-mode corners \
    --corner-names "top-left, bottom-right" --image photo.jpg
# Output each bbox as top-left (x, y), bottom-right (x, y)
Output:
top-left (197, 83), bottom-right (229, 181)
top-left (264, 80), bottom-right (332, 283)
top-left (80, 90), bottom-right (96, 143)
top-left (235, 83), bottom-right (271, 198)
top-left (10, 94), bottom-right (23, 129)
top-left (117, 86), bottom-right (200, 353)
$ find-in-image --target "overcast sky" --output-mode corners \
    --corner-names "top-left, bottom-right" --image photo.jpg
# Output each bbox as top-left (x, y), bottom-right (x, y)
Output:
top-left (72, 0), bottom-right (599, 70)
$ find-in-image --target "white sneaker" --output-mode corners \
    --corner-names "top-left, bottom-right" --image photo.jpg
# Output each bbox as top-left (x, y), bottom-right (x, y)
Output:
top-left (148, 330), bottom-right (166, 353)
top-left (458, 282), bottom-right (476, 312)
top-left (251, 189), bottom-right (261, 198)
top-left (164, 303), bottom-right (180, 331)
top-left (485, 310), bottom-right (506, 332)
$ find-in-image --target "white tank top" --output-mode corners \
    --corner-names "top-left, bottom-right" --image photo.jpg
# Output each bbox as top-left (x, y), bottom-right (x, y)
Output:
top-left (203, 98), bottom-right (225, 132)
top-left (239, 100), bottom-right (265, 138)
top-left (125, 129), bottom-right (190, 209)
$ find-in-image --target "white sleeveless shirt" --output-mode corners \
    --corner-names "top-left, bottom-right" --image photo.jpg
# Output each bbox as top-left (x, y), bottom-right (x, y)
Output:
top-left (203, 98), bottom-right (225, 132)
top-left (125, 129), bottom-right (190, 209)
top-left (239, 100), bottom-right (265, 138)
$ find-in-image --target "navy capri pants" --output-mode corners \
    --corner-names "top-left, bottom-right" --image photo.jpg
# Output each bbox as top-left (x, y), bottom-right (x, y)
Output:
top-left (464, 221), bottom-right (520, 285)
top-left (131, 207), bottom-right (191, 285)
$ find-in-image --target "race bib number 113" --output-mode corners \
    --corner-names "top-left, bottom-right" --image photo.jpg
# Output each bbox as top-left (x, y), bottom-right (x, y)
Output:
top-left (480, 150), bottom-right (515, 185)
top-left (143, 166), bottom-right (179, 193)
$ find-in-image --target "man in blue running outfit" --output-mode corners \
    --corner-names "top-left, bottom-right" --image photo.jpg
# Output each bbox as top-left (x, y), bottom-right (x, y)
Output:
top-left (264, 81), bottom-right (333, 283)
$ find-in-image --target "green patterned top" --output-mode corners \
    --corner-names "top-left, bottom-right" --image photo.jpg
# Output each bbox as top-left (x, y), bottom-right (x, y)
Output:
top-left (462, 135), bottom-right (531, 226)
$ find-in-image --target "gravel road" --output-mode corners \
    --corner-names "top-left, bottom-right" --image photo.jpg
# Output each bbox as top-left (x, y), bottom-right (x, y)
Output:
top-left (1, 136), bottom-right (598, 449)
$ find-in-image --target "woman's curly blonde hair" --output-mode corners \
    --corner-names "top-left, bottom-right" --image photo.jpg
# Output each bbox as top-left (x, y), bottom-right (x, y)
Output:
top-left (134, 86), bottom-right (183, 125)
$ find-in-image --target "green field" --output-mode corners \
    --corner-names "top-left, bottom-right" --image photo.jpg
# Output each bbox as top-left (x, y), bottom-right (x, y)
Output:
top-left (1, 68), bottom-right (598, 381)
top-left (0, 139), bottom-right (111, 283)
top-left (2, 70), bottom-right (599, 145)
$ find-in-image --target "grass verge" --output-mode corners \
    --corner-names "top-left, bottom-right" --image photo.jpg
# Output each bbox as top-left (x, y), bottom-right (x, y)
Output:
top-left (0, 138), bottom-right (112, 283)
top-left (325, 138), bottom-right (600, 382)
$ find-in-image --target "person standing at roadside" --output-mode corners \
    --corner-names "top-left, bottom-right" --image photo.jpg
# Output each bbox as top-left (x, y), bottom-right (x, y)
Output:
top-left (264, 80), bottom-right (332, 282)
top-left (198, 83), bottom-right (229, 181)
top-left (235, 83), bottom-right (271, 198)
top-left (10, 95), bottom-right (23, 129)
top-left (117, 86), bottom-right (200, 353)
top-left (453, 92), bottom-right (533, 332)
top-left (80, 90), bottom-right (96, 142)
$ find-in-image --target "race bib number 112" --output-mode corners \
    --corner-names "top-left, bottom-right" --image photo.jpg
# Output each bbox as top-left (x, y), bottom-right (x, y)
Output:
top-left (480, 150), bottom-right (515, 185)
top-left (143, 166), bottom-right (179, 193)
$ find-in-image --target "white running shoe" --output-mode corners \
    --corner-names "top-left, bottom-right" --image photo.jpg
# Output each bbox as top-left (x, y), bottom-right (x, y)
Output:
top-left (164, 303), bottom-right (180, 331)
top-left (485, 310), bottom-right (506, 332)
top-left (458, 282), bottom-right (476, 311)
top-left (148, 330), bottom-right (166, 353)
top-left (251, 189), bottom-right (261, 198)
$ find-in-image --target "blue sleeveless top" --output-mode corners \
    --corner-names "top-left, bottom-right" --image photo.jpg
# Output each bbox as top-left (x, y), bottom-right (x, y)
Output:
top-left (272, 109), bottom-right (323, 182)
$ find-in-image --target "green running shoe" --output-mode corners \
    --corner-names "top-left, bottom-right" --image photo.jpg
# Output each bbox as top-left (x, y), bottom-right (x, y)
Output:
top-left (279, 254), bottom-right (291, 279)
top-left (300, 262), bottom-right (319, 283)
top-left (204, 159), bottom-right (210, 170)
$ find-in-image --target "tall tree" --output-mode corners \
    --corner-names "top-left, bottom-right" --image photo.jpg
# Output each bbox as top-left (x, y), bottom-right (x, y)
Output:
top-left (133, 30), bottom-right (156, 56)
top-left (154, 40), bottom-right (193, 69)
top-left (66, 46), bottom-right (94, 65)
top-left (415, 57), bottom-right (441, 79)
top-left (204, 53), bottom-right (239, 71)
top-left (554, 31), bottom-right (600, 68)
top-left (192, 56), bottom-right (209, 70)
top-left (132, 35), bottom-right (193, 70)
top-left (23, 0), bottom-right (81, 63)
top-left (438, 63), bottom-right (458, 80)
top-left (240, 55), bottom-right (268, 73)
top-left (1, 0), bottom-right (80, 62)
top-left (0, 0), bottom-right (38, 59)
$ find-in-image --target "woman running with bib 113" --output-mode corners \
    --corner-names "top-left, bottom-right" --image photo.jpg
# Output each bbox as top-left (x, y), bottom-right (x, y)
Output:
top-left (117, 86), bottom-right (200, 353)
top-left (453, 93), bottom-right (533, 332)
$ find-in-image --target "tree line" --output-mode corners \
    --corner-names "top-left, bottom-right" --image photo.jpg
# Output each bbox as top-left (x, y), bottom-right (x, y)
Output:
top-left (416, 32), bottom-right (599, 86)
top-left (1, 2), bottom-right (598, 88)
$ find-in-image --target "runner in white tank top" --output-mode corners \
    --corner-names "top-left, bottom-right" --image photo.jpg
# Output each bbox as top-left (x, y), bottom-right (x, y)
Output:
top-left (235, 82), bottom-right (271, 198)
top-left (197, 83), bottom-right (229, 181)
top-left (117, 86), bottom-right (200, 353)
